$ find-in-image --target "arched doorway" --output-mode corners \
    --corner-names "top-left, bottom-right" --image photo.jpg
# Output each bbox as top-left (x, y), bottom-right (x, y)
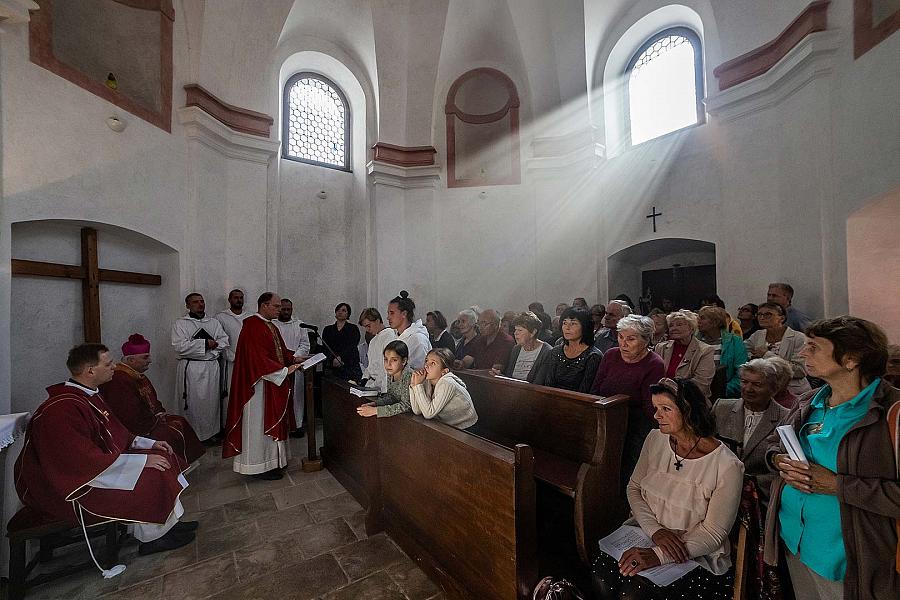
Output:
top-left (847, 185), bottom-right (900, 343)
top-left (608, 238), bottom-right (716, 312)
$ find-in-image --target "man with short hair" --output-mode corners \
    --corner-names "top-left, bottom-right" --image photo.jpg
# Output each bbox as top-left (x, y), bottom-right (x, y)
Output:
top-left (572, 297), bottom-right (588, 309)
top-left (272, 298), bottom-right (312, 437)
top-left (767, 282), bottom-right (811, 332)
top-left (16, 344), bottom-right (196, 557)
top-left (100, 334), bottom-right (205, 466)
top-left (215, 289), bottom-right (250, 421)
top-left (594, 300), bottom-right (632, 354)
top-left (224, 292), bottom-right (303, 480)
top-left (458, 309), bottom-right (515, 371)
top-left (173, 293), bottom-right (229, 443)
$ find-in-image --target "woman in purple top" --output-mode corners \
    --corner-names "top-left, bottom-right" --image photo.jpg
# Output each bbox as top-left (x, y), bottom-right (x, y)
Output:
top-left (590, 314), bottom-right (666, 485)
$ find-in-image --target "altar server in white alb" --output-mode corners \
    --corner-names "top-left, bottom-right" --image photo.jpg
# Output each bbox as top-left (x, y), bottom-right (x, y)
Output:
top-left (272, 298), bottom-right (311, 435)
top-left (172, 292), bottom-right (229, 442)
top-left (214, 289), bottom-right (250, 421)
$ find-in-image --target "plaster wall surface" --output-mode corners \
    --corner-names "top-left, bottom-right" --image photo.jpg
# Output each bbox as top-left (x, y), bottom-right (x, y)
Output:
top-left (9, 222), bottom-right (180, 415)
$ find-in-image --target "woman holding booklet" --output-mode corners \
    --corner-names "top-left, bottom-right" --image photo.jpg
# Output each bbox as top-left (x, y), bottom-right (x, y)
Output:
top-left (592, 377), bottom-right (744, 600)
top-left (764, 316), bottom-right (899, 600)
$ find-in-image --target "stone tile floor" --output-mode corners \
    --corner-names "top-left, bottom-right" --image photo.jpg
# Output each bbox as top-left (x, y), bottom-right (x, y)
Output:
top-left (24, 431), bottom-right (444, 600)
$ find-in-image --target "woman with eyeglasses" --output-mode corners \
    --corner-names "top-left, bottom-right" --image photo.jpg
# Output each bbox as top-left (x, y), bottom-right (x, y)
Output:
top-left (591, 377), bottom-right (744, 600)
top-left (745, 302), bottom-right (810, 395)
top-left (764, 316), bottom-right (900, 600)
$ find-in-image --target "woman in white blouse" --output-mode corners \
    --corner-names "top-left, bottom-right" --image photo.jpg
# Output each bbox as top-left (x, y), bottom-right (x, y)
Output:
top-left (409, 348), bottom-right (478, 429)
top-left (592, 377), bottom-right (744, 600)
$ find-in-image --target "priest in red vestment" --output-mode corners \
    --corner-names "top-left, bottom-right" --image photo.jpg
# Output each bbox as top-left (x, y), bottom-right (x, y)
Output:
top-left (223, 292), bottom-right (302, 480)
top-left (15, 344), bottom-right (198, 556)
top-left (100, 334), bottom-right (205, 467)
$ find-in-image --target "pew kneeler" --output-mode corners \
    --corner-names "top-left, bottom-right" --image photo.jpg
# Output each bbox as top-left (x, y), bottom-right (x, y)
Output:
top-left (6, 506), bottom-right (121, 600)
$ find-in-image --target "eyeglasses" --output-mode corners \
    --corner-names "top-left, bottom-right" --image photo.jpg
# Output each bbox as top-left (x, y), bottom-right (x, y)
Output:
top-left (757, 312), bottom-right (779, 318)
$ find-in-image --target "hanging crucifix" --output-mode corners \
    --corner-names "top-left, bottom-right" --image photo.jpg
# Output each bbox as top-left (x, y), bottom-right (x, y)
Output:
top-left (11, 227), bottom-right (162, 343)
top-left (646, 206), bottom-right (662, 233)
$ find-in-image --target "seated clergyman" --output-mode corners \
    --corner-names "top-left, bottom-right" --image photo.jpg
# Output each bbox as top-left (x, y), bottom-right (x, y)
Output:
top-left (100, 333), bottom-right (205, 468)
top-left (15, 343), bottom-right (198, 557)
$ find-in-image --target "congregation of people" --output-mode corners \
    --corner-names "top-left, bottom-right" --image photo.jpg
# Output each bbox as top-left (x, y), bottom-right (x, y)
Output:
top-left (12, 280), bottom-right (900, 600)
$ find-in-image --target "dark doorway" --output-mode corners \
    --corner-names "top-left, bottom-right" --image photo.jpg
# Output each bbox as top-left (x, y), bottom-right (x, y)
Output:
top-left (642, 264), bottom-right (716, 311)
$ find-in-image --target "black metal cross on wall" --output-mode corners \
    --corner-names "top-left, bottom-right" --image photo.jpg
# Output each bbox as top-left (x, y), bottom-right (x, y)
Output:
top-left (646, 206), bottom-right (662, 233)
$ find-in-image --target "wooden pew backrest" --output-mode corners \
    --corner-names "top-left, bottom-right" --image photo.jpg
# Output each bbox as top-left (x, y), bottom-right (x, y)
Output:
top-left (456, 370), bottom-right (628, 468)
top-left (321, 377), bottom-right (379, 510)
top-left (378, 414), bottom-right (537, 600)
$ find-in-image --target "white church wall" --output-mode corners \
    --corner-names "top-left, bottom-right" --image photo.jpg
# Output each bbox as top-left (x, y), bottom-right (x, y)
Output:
top-left (847, 185), bottom-right (900, 344)
top-left (274, 49), bottom-right (371, 330)
top-left (587, 0), bottom-right (900, 327)
top-left (0, 8), bottom-right (280, 413)
top-left (0, 20), bottom-right (194, 413)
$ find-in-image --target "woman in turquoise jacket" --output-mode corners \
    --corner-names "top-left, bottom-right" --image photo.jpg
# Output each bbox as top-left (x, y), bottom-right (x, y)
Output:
top-left (698, 306), bottom-right (748, 398)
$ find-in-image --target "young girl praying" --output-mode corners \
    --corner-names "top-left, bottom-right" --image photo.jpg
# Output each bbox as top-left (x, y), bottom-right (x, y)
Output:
top-left (356, 340), bottom-right (413, 418)
top-left (409, 348), bottom-right (478, 429)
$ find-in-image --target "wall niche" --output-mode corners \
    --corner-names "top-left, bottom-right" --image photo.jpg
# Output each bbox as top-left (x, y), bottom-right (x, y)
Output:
top-left (29, 0), bottom-right (174, 131)
top-left (445, 68), bottom-right (521, 188)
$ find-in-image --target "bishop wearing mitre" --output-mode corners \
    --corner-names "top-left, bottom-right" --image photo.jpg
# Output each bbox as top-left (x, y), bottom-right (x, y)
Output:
top-left (100, 334), bottom-right (205, 467)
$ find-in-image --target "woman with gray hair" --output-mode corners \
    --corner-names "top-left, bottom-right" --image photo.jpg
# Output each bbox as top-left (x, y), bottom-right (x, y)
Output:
top-left (768, 355), bottom-right (798, 409)
top-left (453, 308), bottom-right (479, 361)
top-left (654, 310), bottom-right (716, 400)
top-left (590, 314), bottom-right (666, 481)
top-left (712, 358), bottom-right (791, 507)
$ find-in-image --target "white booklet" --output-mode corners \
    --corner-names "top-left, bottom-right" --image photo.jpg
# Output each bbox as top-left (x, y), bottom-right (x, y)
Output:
top-left (598, 525), bottom-right (699, 587)
top-left (300, 352), bottom-right (327, 370)
top-left (349, 387), bottom-right (380, 397)
top-left (776, 425), bottom-right (808, 463)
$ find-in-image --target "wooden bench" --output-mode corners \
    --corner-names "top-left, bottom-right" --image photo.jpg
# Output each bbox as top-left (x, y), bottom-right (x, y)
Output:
top-left (321, 376), bottom-right (538, 600)
top-left (6, 506), bottom-right (122, 600)
top-left (456, 370), bottom-right (629, 564)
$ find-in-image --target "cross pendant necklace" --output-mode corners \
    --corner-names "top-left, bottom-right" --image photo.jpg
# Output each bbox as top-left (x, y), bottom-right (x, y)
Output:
top-left (672, 436), bottom-right (702, 471)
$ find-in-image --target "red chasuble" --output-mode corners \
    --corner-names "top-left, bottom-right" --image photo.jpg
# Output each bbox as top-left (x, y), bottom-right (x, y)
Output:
top-left (14, 384), bottom-right (184, 525)
top-left (100, 365), bottom-right (205, 466)
top-left (223, 315), bottom-right (295, 458)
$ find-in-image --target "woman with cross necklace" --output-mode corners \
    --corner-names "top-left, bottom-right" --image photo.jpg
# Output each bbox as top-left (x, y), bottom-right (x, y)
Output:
top-left (592, 377), bottom-right (744, 600)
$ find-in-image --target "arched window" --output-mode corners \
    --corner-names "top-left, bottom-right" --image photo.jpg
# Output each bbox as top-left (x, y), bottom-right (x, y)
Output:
top-left (625, 27), bottom-right (704, 145)
top-left (282, 72), bottom-right (350, 171)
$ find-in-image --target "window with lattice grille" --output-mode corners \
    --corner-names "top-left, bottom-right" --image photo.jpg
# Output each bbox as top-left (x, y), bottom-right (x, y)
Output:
top-left (626, 28), bottom-right (705, 145)
top-left (282, 73), bottom-right (350, 171)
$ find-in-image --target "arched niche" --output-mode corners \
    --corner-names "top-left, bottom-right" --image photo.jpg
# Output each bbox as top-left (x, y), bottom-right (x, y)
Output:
top-left (10, 220), bottom-right (180, 414)
top-left (608, 238), bottom-right (716, 312)
top-left (445, 67), bottom-right (521, 187)
top-left (847, 185), bottom-right (900, 343)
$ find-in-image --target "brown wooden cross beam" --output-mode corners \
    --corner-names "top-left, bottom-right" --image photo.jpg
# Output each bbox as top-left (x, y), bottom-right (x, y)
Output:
top-left (11, 227), bottom-right (162, 343)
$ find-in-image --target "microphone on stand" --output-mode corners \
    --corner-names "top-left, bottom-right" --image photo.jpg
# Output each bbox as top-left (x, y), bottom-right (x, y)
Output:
top-left (298, 322), bottom-right (319, 331)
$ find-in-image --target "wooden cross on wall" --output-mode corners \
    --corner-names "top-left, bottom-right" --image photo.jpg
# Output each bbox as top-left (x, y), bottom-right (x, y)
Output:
top-left (11, 227), bottom-right (162, 343)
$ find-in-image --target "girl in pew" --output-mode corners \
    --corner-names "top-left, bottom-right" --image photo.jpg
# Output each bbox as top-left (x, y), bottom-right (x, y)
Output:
top-left (409, 348), bottom-right (478, 429)
top-left (592, 377), bottom-right (744, 600)
top-left (356, 340), bottom-right (413, 417)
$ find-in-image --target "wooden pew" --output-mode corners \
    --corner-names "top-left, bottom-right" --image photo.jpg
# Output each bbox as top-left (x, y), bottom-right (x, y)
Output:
top-left (320, 378), bottom-right (380, 529)
top-left (321, 376), bottom-right (538, 600)
top-left (456, 370), bottom-right (629, 564)
top-left (377, 414), bottom-right (537, 600)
